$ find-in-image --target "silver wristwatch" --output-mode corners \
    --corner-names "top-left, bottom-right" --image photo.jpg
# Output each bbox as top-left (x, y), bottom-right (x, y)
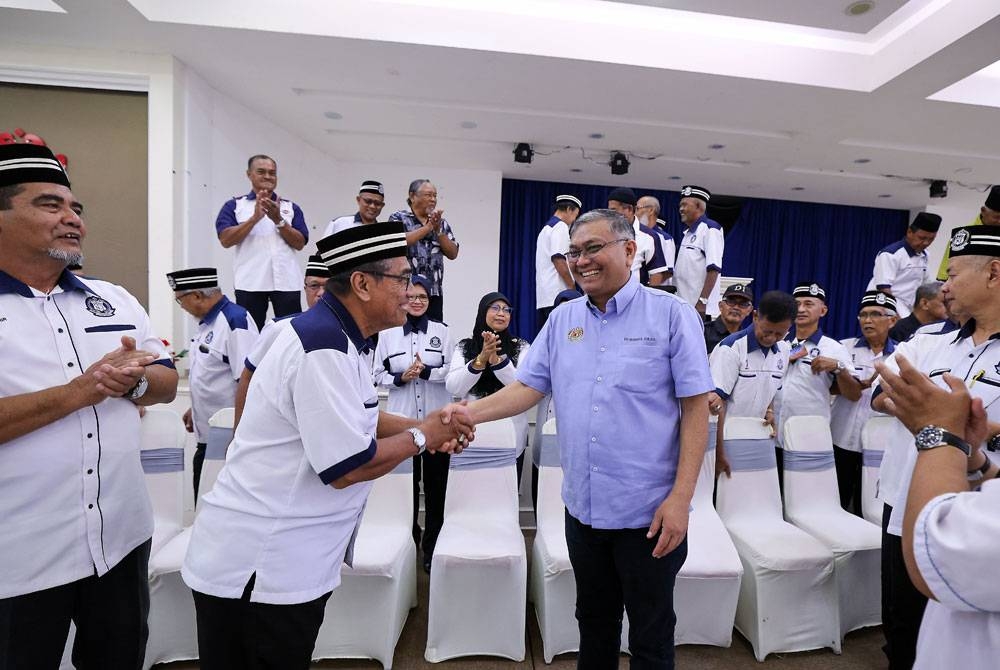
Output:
top-left (407, 427), bottom-right (427, 455)
top-left (128, 375), bottom-right (148, 400)
top-left (914, 425), bottom-right (971, 456)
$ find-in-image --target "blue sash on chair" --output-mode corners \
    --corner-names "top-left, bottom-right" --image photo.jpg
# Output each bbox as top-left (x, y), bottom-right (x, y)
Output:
top-left (783, 450), bottom-right (836, 472)
top-left (140, 447), bottom-right (184, 473)
top-left (724, 438), bottom-right (777, 472)
top-left (533, 433), bottom-right (561, 468)
top-left (205, 426), bottom-right (234, 460)
top-left (862, 449), bottom-right (884, 467)
top-left (450, 447), bottom-right (518, 471)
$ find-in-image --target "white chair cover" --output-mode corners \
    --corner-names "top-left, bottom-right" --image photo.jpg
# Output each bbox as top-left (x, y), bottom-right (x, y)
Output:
top-left (716, 417), bottom-right (839, 661)
top-left (861, 415), bottom-right (894, 526)
top-left (425, 418), bottom-right (527, 662)
top-left (673, 420), bottom-right (743, 647)
top-left (313, 458), bottom-right (417, 668)
top-left (782, 416), bottom-right (882, 637)
top-left (143, 408), bottom-right (234, 668)
top-left (140, 408), bottom-right (187, 557)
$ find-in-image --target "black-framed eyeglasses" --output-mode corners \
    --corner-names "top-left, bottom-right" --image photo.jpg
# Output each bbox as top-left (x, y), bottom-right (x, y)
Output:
top-left (566, 238), bottom-right (630, 261)
top-left (368, 271), bottom-right (413, 288)
top-left (359, 197), bottom-right (385, 208)
top-left (173, 290), bottom-right (198, 304)
top-left (488, 304), bottom-right (513, 315)
top-left (407, 295), bottom-right (429, 303)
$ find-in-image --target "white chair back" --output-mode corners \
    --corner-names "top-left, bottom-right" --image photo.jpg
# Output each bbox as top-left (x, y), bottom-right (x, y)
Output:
top-left (139, 408), bottom-right (185, 530)
top-left (445, 417), bottom-right (519, 524)
top-left (782, 416), bottom-right (840, 513)
top-left (716, 417), bottom-right (781, 522)
top-left (536, 418), bottom-right (564, 533)
top-left (199, 407), bottom-right (235, 503)
top-left (861, 415), bottom-right (893, 525)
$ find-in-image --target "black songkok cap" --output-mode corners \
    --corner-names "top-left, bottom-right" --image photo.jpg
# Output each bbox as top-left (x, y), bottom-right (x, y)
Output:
top-left (0, 143), bottom-right (70, 189)
top-left (859, 290), bottom-right (897, 313)
top-left (984, 185), bottom-right (1000, 213)
top-left (305, 254), bottom-right (330, 278)
top-left (555, 194), bottom-right (582, 209)
top-left (359, 180), bottom-right (384, 196)
top-left (793, 281), bottom-right (827, 302)
top-left (607, 187), bottom-right (637, 207)
top-left (911, 212), bottom-right (942, 233)
top-left (167, 268), bottom-right (218, 290)
top-left (315, 222), bottom-right (407, 275)
top-left (679, 185), bottom-right (711, 203)
top-left (948, 225), bottom-right (1000, 259)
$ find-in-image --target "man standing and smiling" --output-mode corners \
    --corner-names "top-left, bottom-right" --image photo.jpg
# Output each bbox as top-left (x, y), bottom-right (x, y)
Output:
top-left (442, 208), bottom-right (712, 669)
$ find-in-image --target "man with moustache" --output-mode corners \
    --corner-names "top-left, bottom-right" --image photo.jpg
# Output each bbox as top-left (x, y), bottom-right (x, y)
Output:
top-left (704, 283), bottom-right (755, 353)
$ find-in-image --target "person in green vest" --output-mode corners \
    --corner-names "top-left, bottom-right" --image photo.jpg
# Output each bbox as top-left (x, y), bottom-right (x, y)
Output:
top-left (936, 184), bottom-right (1000, 280)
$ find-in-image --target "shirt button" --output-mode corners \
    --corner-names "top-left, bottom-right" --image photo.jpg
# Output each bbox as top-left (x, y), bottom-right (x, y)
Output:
top-left (602, 320), bottom-right (607, 325)
top-left (87, 469), bottom-right (93, 475)
top-left (58, 328), bottom-right (64, 333)
top-left (596, 376), bottom-right (602, 382)
top-left (87, 433), bottom-right (93, 438)
top-left (600, 346), bottom-right (606, 352)
top-left (592, 466), bottom-right (598, 472)
top-left (969, 353), bottom-right (975, 358)
top-left (88, 504), bottom-right (93, 509)
top-left (67, 362), bottom-right (74, 368)
top-left (591, 437), bottom-right (597, 442)
top-left (593, 406), bottom-right (599, 412)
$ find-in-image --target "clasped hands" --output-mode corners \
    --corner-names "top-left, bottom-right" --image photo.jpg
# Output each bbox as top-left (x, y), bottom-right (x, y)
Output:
top-left (400, 353), bottom-right (425, 382)
top-left (473, 331), bottom-right (502, 369)
top-left (74, 336), bottom-right (155, 405)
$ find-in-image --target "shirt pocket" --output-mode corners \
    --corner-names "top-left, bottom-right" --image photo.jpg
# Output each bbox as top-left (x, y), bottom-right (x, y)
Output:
top-left (616, 343), bottom-right (665, 393)
top-left (421, 348), bottom-right (444, 368)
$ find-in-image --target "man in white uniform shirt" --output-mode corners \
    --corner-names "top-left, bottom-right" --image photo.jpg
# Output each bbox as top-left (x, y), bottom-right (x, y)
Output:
top-left (169, 267), bottom-right (259, 497)
top-left (674, 185), bottom-right (724, 319)
top-left (637, 196), bottom-right (676, 281)
top-left (0, 142), bottom-right (178, 669)
top-left (215, 154), bottom-right (309, 330)
top-left (868, 212), bottom-right (941, 318)
top-left (182, 223), bottom-right (471, 668)
top-left (535, 193), bottom-right (581, 326)
top-left (607, 187), bottom-right (669, 286)
top-left (323, 180), bottom-right (386, 237)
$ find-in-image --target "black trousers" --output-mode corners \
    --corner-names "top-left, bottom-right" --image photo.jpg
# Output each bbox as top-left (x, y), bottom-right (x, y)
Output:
top-left (425, 295), bottom-right (444, 322)
top-left (234, 290), bottom-right (301, 331)
top-left (192, 575), bottom-right (331, 670)
top-left (564, 511), bottom-right (687, 670)
top-left (411, 451), bottom-right (450, 565)
top-left (193, 441), bottom-right (207, 500)
top-left (833, 445), bottom-right (863, 516)
top-left (0, 539), bottom-right (151, 670)
top-left (881, 503), bottom-right (927, 670)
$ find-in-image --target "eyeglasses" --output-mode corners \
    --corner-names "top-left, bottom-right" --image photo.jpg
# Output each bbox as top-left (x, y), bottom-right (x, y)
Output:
top-left (303, 281), bottom-right (326, 291)
top-left (174, 291), bottom-right (198, 304)
top-left (724, 297), bottom-right (752, 309)
top-left (566, 238), bottom-right (630, 261)
top-left (368, 271), bottom-right (412, 288)
top-left (359, 197), bottom-right (385, 208)
top-left (488, 304), bottom-right (513, 315)
top-left (407, 295), bottom-right (429, 303)
top-left (857, 311), bottom-right (891, 321)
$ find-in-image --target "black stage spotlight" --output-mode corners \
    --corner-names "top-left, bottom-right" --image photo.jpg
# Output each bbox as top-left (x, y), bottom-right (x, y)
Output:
top-left (929, 179), bottom-right (948, 198)
top-left (513, 143), bottom-right (533, 164)
top-left (610, 151), bottom-right (629, 175)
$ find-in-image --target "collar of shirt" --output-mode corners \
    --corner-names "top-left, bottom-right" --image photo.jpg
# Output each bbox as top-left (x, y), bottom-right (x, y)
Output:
top-left (900, 239), bottom-right (923, 258)
top-left (744, 325), bottom-right (779, 354)
top-left (321, 292), bottom-right (373, 353)
top-left (685, 215), bottom-right (707, 234)
top-left (585, 273), bottom-right (640, 317)
top-left (854, 336), bottom-right (897, 355)
top-left (952, 318), bottom-right (1000, 344)
top-left (199, 295), bottom-right (232, 326)
top-left (0, 267), bottom-right (94, 298)
top-left (353, 212), bottom-right (363, 223)
top-left (787, 328), bottom-right (824, 346)
top-left (403, 313), bottom-right (429, 335)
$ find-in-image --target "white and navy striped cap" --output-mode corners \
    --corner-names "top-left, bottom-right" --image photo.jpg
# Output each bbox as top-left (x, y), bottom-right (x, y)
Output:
top-left (679, 185), bottom-right (711, 203)
top-left (793, 281), bottom-right (827, 302)
top-left (305, 254), bottom-right (330, 278)
top-left (166, 267), bottom-right (218, 290)
top-left (359, 180), bottom-right (384, 196)
top-left (0, 143), bottom-right (70, 188)
top-left (315, 222), bottom-right (407, 275)
top-left (949, 225), bottom-right (1000, 258)
top-left (555, 194), bottom-right (582, 209)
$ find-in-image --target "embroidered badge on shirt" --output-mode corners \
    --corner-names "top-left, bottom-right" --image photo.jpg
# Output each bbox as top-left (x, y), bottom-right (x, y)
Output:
top-left (204, 331), bottom-right (214, 344)
top-left (777, 359), bottom-right (784, 370)
top-left (430, 336), bottom-right (441, 348)
top-left (568, 327), bottom-right (584, 342)
top-left (85, 296), bottom-right (115, 317)
top-left (809, 347), bottom-right (821, 358)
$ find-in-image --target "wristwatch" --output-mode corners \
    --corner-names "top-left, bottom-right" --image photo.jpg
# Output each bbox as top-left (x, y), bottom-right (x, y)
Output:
top-left (128, 375), bottom-right (148, 400)
top-left (275, 219), bottom-right (288, 228)
top-left (698, 297), bottom-right (709, 305)
top-left (835, 360), bottom-right (847, 374)
top-left (987, 433), bottom-right (1000, 452)
top-left (914, 425), bottom-right (971, 456)
top-left (407, 427), bottom-right (427, 455)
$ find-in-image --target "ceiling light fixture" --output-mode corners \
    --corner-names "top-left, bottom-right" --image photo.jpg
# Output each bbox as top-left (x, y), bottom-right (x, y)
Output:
top-left (708, 143), bottom-right (725, 150)
top-left (460, 121), bottom-right (477, 129)
top-left (609, 152), bottom-right (630, 176)
top-left (845, 1), bottom-right (875, 17)
top-left (324, 111), bottom-right (343, 120)
top-left (929, 180), bottom-right (948, 198)
top-left (570, 168), bottom-right (583, 173)
top-left (791, 186), bottom-right (805, 191)
top-left (513, 142), bottom-right (534, 164)
top-left (853, 158), bottom-right (871, 164)
top-left (589, 133), bottom-right (604, 139)
top-left (878, 194), bottom-right (892, 198)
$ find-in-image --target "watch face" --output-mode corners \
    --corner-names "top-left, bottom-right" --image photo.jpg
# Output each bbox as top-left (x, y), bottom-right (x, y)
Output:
top-left (915, 426), bottom-right (944, 450)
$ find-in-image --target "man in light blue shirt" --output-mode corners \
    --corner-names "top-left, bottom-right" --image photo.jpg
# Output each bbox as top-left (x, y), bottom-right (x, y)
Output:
top-left (443, 209), bottom-right (712, 669)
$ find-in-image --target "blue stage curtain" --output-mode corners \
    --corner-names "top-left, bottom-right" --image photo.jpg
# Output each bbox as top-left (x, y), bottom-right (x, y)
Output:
top-left (499, 178), bottom-right (908, 339)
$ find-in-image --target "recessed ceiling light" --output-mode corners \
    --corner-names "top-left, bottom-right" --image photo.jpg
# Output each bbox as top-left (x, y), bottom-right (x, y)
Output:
top-left (877, 194), bottom-right (892, 198)
top-left (668, 176), bottom-right (682, 180)
top-left (955, 167), bottom-right (973, 174)
top-left (324, 111), bottom-right (343, 120)
top-left (570, 168), bottom-right (583, 173)
top-left (386, 68), bottom-right (400, 76)
top-left (460, 121), bottom-right (477, 129)
top-left (845, 1), bottom-right (875, 17)
top-left (589, 133), bottom-right (604, 139)
top-left (708, 143), bottom-right (725, 150)
top-left (791, 186), bottom-right (805, 191)
top-left (853, 158), bottom-right (871, 164)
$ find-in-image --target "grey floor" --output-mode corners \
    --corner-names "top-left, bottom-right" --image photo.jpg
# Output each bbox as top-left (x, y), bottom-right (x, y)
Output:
top-left (157, 531), bottom-right (887, 670)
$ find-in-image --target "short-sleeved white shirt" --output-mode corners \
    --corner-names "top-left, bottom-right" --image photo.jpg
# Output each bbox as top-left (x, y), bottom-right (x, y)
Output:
top-left (244, 315), bottom-right (293, 372)
top-left (652, 221), bottom-right (676, 273)
top-left (215, 191), bottom-right (309, 292)
top-left (535, 216), bottom-right (572, 309)
top-left (829, 337), bottom-right (895, 452)
top-left (709, 325), bottom-right (790, 419)
top-left (182, 294), bottom-right (381, 605)
top-left (867, 239), bottom-right (928, 318)
top-left (373, 316), bottom-right (452, 420)
top-left (675, 216), bottom-right (724, 317)
top-left (322, 212), bottom-right (362, 238)
top-left (187, 296), bottom-right (259, 442)
top-left (912, 480), bottom-right (1000, 670)
top-left (0, 270), bottom-right (172, 598)
top-left (772, 328), bottom-right (855, 446)
top-left (631, 219), bottom-right (669, 280)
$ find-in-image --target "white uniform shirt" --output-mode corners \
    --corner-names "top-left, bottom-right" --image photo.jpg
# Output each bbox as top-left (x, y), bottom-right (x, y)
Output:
top-left (710, 325), bottom-right (790, 419)
top-left (244, 315), bottom-right (293, 372)
top-left (0, 270), bottom-right (172, 598)
top-left (373, 316), bottom-right (452, 420)
top-left (446, 338), bottom-right (532, 453)
top-left (875, 323), bottom-right (1000, 535)
top-left (829, 337), bottom-right (895, 452)
top-left (652, 221), bottom-right (676, 273)
top-left (182, 294), bottom-right (381, 604)
top-left (323, 212), bottom-right (362, 238)
top-left (675, 216), bottom-right (724, 317)
top-left (215, 191), bottom-right (309, 292)
top-left (535, 215), bottom-right (571, 309)
top-left (867, 239), bottom-right (928, 318)
top-left (631, 219), bottom-right (669, 283)
top-left (772, 329), bottom-right (855, 446)
top-left (912, 480), bottom-right (1000, 670)
top-left (187, 296), bottom-right (259, 442)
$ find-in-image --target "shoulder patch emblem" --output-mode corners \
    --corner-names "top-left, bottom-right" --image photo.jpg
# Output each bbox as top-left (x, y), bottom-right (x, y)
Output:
top-left (85, 296), bottom-right (115, 317)
top-left (568, 326), bottom-right (584, 342)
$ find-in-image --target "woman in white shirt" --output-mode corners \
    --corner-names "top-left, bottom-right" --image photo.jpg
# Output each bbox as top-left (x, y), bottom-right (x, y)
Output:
top-left (446, 291), bottom-right (532, 480)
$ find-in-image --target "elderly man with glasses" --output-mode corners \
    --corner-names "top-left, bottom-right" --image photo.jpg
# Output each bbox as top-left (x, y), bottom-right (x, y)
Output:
top-left (704, 283), bottom-right (755, 353)
top-left (323, 180), bottom-right (387, 237)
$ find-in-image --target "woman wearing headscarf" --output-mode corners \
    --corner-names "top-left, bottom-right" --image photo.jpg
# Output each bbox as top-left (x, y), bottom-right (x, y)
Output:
top-left (446, 291), bottom-right (533, 478)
